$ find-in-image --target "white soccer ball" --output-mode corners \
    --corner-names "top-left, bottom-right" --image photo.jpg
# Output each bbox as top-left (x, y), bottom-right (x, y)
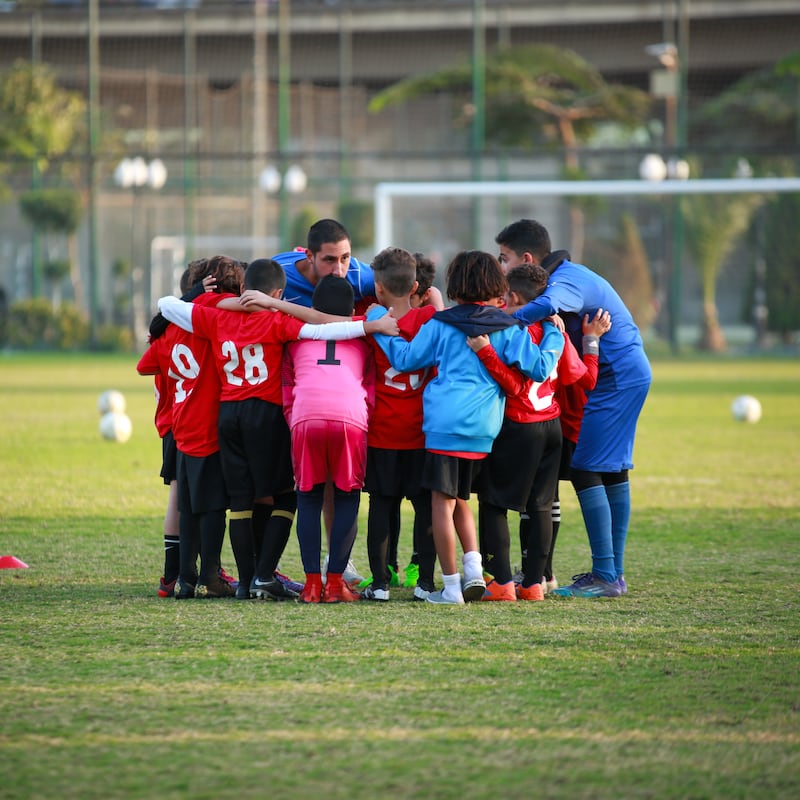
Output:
top-left (97, 389), bottom-right (126, 415)
top-left (731, 395), bottom-right (762, 424)
top-left (99, 411), bottom-right (133, 443)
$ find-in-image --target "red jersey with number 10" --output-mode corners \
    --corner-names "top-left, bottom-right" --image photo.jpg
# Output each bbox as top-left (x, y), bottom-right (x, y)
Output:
top-left (165, 293), bottom-right (228, 457)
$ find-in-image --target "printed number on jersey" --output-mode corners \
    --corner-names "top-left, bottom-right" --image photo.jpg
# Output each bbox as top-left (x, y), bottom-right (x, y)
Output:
top-left (383, 365), bottom-right (430, 391)
top-left (527, 364), bottom-right (558, 411)
top-left (168, 343), bottom-right (200, 403)
top-left (221, 341), bottom-right (269, 386)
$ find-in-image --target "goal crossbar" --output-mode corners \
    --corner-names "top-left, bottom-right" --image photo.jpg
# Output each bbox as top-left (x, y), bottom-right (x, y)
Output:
top-left (374, 177), bottom-right (800, 251)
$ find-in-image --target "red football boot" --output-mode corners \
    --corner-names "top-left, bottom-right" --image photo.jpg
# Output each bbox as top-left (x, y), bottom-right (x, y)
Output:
top-left (298, 573), bottom-right (323, 604)
top-left (322, 573), bottom-right (361, 603)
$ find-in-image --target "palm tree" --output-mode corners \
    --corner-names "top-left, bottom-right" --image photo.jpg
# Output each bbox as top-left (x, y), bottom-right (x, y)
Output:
top-left (369, 44), bottom-right (651, 258)
top-left (681, 166), bottom-right (763, 351)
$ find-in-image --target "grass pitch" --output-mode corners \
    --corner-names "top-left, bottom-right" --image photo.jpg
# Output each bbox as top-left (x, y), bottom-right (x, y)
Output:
top-left (0, 352), bottom-right (798, 799)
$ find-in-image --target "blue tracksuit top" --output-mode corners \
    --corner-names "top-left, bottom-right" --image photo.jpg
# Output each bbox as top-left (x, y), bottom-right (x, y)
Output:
top-left (513, 260), bottom-right (651, 391)
top-left (368, 304), bottom-right (564, 454)
top-left (272, 250), bottom-right (375, 308)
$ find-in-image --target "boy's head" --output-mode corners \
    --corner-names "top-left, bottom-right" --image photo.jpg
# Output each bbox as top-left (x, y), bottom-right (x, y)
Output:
top-left (411, 252), bottom-right (436, 308)
top-left (311, 275), bottom-right (354, 316)
top-left (495, 219), bottom-right (551, 274)
top-left (244, 258), bottom-right (286, 296)
top-left (189, 255), bottom-right (244, 296)
top-left (178, 267), bottom-right (193, 295)
top-left (505, 264), bottom-right (549, 307)
top-left (184, 258), bottom-right (209, 292)
top-left (371, 247), bottom-right (417, 299)
top-left (445, 250), bottom-right (508, 304)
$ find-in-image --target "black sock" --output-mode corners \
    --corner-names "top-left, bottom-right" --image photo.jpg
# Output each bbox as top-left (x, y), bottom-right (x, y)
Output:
top-left (367, 493), bottom-right (397, 589)
top-left (199, 509), bottom-right (226, 585)
top-left (228, 509), bottom-right (255, 589)
top-left (251, 502), bottom-right (273, 561)
top-left (163, 535), bottom-right (180, 582)
top-left (479, 501), bottom-right (512, 584)
top-left (257, 491), bottom-right (296, 577)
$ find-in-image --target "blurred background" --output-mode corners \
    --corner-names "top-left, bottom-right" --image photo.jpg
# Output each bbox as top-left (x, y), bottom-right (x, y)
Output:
top-left (0, 0), bottom-right (798, 354)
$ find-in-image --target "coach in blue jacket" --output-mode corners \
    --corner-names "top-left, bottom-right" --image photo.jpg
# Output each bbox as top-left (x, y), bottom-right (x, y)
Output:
top-left (496, 218), bottom-right (652, 598)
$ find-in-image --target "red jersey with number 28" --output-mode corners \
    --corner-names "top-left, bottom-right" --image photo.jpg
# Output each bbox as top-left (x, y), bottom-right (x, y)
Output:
top-left (189, 304), bottom-right (305, 405)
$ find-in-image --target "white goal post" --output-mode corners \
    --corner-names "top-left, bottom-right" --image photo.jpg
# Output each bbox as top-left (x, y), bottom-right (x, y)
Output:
top-left (373, 177), bottom-right (800, 251)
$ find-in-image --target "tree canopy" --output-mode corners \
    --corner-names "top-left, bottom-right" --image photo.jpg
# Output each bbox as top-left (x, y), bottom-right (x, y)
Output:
top-left (0, 60), bottom-right (86, 174)
top-left (369, 44), bottom-right (651, 157)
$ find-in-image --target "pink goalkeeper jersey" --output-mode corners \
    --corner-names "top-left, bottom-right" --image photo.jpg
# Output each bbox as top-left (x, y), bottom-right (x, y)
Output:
top-left (281, 337), bottom-right (375, 432)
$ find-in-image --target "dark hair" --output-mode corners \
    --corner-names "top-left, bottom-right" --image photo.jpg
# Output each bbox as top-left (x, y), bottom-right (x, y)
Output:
top-left (495, 219), bottom-right (551, 260)
top-left (506, 264), bottom-right (549, 302)
top-left (307, 218), bottom-right (351, 253)
top-left (245, 258), bottom-right (286, 294)
top-left (445, 250), bottom-right (508, 303)
top-left (178, 267), bottom-right (192, 294)
top-left (311, 275), bottom-right (354, 316)
top-left (202, 255), bottom-right (244, 295)
top-left (413, 252), bottom-right (436, 297)
top-left (184, 258), bottom-right (209, 292)
top-left (371, 247), bottom-right (417, 296)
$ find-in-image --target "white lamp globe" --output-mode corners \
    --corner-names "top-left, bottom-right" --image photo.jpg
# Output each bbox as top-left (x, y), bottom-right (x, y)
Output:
top-left (148, 158), bottom-right (168, 190)
top-left (284, 164), bottom-right (308, 194)
top-left (639, 153), bottom-right (667, 182)
top-left (259, 166), bottom-right (282, 194)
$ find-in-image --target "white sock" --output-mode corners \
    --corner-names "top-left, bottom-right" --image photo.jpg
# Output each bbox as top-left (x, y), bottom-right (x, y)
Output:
top-left (462, 550), bottom-right (483, 582)
top-left (442, 572), bottom-right (463, 601)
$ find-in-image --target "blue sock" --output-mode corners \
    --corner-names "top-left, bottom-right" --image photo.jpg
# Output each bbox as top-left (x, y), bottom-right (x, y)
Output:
top-left (605, 481), bottom-right (630, 579)
top-left (296, 487), bottom-right (324, 575)
top-left (328, 489), bottom-right (361, 574)
top-left (576, 485), bottom-right (615, 583)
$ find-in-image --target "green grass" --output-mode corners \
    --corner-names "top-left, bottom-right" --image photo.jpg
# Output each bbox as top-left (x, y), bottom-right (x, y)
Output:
top-left (1, 352), bottom-right (799, 799)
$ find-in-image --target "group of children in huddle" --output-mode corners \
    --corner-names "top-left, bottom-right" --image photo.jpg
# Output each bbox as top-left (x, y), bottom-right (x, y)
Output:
top-left (138, 216), bottom-right (635, 605)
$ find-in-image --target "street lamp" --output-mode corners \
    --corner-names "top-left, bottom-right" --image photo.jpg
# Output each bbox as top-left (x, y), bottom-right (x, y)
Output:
top-left (259, 164), bottom-right (307, 248)
top-left (639, 151), bottom-right (689, 353)
top-left (114, 157), bottom-right (168, 343)
top-left (645, 37), bottom-right (688, 355)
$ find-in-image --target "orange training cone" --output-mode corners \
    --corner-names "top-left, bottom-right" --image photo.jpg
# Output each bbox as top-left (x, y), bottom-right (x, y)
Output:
top-left (0, 555), bottom-right (29, 569)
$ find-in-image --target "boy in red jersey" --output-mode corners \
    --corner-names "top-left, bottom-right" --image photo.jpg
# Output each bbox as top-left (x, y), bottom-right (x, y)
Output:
top-left (468, 264), bottom-right (609, 601)
top-left (159, 259), bottom-right (397, 600)
top-left (361, 248), bottom-right (438, 602)
top-left (154, 255), bottom-right (245, 599)
top-left (137, 264), bottom-right (204, 598)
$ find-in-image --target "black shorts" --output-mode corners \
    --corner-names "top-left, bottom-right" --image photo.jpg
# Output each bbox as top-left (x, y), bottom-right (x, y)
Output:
top-left (421, 451), bottom-right (485, 500)
top-left (476, 417), bottom-right (562, 512)
top-left (160, 430), bottom-right (177, 485)
top-left (559, 437), bottom-right (577, 481)
top-left (364, 447), bottom-right (427, 498)
top-left (217, 398), bottom-right (294, 509)
top-left (176, 449), bottom-right (229, 514)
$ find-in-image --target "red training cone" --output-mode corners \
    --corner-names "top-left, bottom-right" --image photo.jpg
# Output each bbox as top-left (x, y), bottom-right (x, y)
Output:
top-left (0, 555), bottom-right (29, 569)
